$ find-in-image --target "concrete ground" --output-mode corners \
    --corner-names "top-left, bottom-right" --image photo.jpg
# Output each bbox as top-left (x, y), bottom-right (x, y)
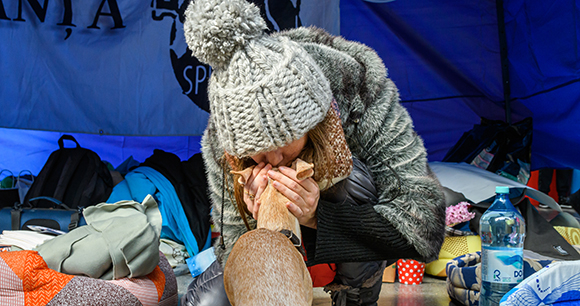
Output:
top-left (176, 272), bottom-right (455, 306)
top-left (312, 276), bottom-right (456, 306)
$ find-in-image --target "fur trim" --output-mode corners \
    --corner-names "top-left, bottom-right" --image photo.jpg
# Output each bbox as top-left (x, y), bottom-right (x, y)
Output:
top-left (278, 27), bottom-right (446, 262)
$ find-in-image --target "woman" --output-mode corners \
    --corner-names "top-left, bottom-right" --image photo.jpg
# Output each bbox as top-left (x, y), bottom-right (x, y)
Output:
top-left (182, 0), bottom-right (446, 305)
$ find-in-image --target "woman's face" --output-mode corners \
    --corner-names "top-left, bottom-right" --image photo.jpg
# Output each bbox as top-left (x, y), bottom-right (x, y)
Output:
top-left (250, 135), bottom-right (308, 167)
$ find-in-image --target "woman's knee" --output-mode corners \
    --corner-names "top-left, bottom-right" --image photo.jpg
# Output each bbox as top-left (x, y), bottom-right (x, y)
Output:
top-left (181, 260), bottom-right (231, 306)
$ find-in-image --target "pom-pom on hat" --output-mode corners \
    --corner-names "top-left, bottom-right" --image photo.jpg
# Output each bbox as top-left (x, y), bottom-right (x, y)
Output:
top-left (184, 0), bottom-right (333, 157)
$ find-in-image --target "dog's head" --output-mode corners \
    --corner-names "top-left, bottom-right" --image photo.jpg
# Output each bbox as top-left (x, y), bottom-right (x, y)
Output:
top-left (231, 158), bottom-right (314, 188)
top-left (230, 158), bottom-right (313, 233)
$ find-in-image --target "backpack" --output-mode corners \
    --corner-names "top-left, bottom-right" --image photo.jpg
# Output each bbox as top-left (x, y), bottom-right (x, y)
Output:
top-left (23, 135), bottom-right (114, 209)
top-left (442, 117), bottom-right (533, 184)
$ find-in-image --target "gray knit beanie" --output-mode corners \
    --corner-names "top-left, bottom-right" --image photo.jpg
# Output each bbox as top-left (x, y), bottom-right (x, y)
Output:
top-left (183, 0), bottom-right (333, 157)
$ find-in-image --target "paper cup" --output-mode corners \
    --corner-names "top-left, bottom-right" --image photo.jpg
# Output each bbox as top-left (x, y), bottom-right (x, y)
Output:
top-left (397, 259), bottom-right (425, 285)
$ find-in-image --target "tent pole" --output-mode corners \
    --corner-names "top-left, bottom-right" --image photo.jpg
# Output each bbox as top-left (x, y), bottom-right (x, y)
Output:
top-left (496, 0), bottom-right (511, 125)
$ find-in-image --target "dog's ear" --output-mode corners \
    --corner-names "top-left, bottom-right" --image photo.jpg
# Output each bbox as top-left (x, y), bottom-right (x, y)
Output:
top-left (293, 158), bottom-right (314, 180)
top-left (230, 166), bottom-right (255, 185)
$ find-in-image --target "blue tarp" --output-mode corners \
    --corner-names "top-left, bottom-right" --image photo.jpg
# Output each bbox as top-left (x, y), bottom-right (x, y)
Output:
top-left (340, 0), bottom-right (580, 170)
top-left (1, 0), bottom-right (578, 173)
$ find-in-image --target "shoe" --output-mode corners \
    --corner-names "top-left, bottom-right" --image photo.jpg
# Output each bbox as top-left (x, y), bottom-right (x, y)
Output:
top-left (559, 196), bottom-right (572, 209)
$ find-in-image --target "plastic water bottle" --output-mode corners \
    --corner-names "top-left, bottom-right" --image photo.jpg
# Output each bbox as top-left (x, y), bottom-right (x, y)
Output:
top-left (479, 186), bottom-right (526, 306)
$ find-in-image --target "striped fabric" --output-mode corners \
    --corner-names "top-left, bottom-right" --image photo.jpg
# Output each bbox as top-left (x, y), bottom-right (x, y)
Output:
top-left (0, 255), bottom-right (25, 306)
top-left (110, 274), bottom-right (160, 306)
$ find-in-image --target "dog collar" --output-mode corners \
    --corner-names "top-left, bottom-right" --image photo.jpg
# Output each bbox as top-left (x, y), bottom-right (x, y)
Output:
top-left (279, 229), bottom-right (306, 256)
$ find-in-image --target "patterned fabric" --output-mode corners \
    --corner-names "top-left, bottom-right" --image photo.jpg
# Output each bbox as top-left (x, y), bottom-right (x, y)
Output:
top-left (318, 99), bottom-right (353, 191)
top-left (1, 249), bottom-right (75, 305)
top-left (0, 250), bottom-right (177, 306)
top-left (425, 235), bottom-right (481, 277)
top-left (500, 260), bottom-right (580, 306)
top-left (445, 252), bottom-right (555, 306)
top-left (553, 226), bottom-right (580, 246)
top-left (446, 252), bottom-right (481, 306)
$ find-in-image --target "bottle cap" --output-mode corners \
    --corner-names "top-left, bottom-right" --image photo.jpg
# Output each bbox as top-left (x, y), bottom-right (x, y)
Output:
top-left (496, 186), bottom-right (510, 194)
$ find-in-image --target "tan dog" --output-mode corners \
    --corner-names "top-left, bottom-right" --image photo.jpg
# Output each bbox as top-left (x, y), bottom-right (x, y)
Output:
top-left (225, 159), bottom-right (314, 306)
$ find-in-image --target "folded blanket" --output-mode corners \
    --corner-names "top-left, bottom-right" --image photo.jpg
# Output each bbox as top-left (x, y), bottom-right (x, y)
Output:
top-left (446, 251), bottom-right (555, 306)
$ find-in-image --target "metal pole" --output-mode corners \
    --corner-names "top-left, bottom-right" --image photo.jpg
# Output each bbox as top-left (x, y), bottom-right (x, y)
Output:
top-left (496, 0), bottom-right (511, 124)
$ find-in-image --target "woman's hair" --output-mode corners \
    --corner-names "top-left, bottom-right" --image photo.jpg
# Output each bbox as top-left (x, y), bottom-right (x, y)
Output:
top-left (224, 109), bottom-right (340, 225)
top-left (297, 111), bottom-right (336, 184)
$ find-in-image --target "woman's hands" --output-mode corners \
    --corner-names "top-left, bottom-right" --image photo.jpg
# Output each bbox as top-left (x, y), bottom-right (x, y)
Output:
top-left (241, 162), bottom-right (271, 218)
top-left (267, 165), bottom-right (320, 229)
top-left (241, 163), bottom-right (320, 229)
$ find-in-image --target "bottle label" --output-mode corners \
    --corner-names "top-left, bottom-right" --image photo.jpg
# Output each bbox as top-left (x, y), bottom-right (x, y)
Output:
top-left (481, 247), bottom-right (524, 284)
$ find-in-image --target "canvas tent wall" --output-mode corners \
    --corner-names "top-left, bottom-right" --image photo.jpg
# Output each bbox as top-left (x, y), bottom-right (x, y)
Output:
top-left (341, 0), bottom-right (580, 171)
top-left (1, 0), bottom-right (579, 176)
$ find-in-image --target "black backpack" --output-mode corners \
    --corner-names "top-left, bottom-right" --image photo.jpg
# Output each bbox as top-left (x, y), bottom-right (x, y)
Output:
top-left (23, 135), bottom-right (114, 209)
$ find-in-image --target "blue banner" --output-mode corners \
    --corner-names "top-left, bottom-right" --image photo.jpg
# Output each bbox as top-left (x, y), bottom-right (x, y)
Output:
top-left (0, 0), bottom-right (338, 137)
top-left (0, 0), bottom-right (339, 173)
